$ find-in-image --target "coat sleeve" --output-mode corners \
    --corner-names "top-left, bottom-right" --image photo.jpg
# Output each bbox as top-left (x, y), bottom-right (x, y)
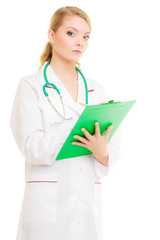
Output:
top-left (10, 78), bottom-right (64, 165)
top-left (93, 83), bottom-right (121, 178)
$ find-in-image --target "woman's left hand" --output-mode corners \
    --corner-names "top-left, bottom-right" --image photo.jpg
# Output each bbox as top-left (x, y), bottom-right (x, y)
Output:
top-left (72, 122), bottom-right (113, 167)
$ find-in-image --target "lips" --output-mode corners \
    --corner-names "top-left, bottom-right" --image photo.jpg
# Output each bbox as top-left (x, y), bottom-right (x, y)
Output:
top-left (72, 50), bottom-right (82, 54)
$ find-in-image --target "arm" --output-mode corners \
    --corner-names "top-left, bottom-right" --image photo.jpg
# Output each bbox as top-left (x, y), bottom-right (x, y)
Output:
top-left (72, 83), bottom-right (121, 178)
top-left (93, 85), bottom-right (121, 177)
top-left (72, 122), bottom-right (121, 178)
top-left (10, 78), bottom-right (64, 165)
top-left (93, 127), bottom-right (121, 177)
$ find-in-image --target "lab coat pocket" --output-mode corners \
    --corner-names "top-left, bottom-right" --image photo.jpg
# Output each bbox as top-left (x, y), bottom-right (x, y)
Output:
top-left (94, 175), bottom-right (102, 226)
top-left (22, 173), bottom-right (58, 223)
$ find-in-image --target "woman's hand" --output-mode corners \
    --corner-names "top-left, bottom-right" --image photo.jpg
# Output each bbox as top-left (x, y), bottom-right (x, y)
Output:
top-left (72, 122), bottom-right (113, 167)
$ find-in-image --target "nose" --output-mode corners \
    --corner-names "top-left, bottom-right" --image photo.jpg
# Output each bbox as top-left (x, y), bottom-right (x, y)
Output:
top-left (75, 41), bottom-right (82, 47)
top-left (75, 37), bottom-right (84, 47)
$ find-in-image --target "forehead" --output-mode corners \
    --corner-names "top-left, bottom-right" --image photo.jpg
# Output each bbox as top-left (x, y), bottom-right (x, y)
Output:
top-left (61, 15), bottom-right (90, 32)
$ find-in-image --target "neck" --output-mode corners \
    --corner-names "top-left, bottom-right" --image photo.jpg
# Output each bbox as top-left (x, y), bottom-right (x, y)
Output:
top-left (49, 55), bottom-right (78, 83)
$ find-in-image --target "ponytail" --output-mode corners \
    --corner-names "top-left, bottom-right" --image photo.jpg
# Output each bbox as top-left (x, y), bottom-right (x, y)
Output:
top-left (39, 42), bottom-right (52, 69)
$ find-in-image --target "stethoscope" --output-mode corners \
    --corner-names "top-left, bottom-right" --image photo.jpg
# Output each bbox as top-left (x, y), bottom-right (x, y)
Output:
top-left (43, 62), bottom-right (88, 121)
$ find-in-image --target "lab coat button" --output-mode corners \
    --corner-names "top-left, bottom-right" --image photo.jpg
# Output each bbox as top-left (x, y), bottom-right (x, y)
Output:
top-left (79, 166), bottom-right (83, 171)
top-left (79, 196), bottom-right (84, 201)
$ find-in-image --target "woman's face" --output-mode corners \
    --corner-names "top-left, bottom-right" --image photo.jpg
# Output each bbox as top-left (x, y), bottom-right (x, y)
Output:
top-left (48, 15), bottom-right (91, 63)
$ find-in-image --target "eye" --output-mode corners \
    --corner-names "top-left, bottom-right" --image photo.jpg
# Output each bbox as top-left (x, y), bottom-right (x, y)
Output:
top-left (67, 31), bottom-right (75, 37)
top-left (84, 36), bottom-right (90, 40)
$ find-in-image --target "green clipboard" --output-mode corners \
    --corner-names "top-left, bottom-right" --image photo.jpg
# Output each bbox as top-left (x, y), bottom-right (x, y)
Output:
top-left (56, 100), bottom-right (136, 160)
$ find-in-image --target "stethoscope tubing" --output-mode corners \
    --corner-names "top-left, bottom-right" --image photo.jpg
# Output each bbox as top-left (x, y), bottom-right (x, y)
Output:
top-left (43, 61), bottom-right (88, 121)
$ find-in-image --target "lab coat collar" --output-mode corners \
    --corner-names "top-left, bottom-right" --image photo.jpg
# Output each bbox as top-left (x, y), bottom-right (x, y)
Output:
top-left (39, 62), bottom-right (87, 116)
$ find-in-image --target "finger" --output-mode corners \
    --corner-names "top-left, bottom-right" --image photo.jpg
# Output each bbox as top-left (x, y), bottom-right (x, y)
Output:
top-left (71, 141), bottom-right (86, 147)
top-left (81, 128), bottom-right (92, 140)
top-left (95, 122), bottom-right (101, 137)
top-left (73, 135), bottom-right (88, 144)
top-left (104, 125), bottom-right (113, 139)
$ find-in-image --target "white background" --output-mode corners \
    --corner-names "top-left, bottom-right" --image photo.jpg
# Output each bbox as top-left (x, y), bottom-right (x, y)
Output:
top-left (0, 0), bottom-right (160, 239)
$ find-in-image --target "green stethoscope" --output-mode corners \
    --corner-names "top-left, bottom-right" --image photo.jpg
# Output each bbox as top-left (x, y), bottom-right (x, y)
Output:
top-left (43, 62), bottom-right (88, 121)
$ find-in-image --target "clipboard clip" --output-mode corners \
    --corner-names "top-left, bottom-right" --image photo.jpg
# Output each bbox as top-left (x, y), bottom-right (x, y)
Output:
top-left (107, 100), bottom-right (121, 104)
top-left (108, 100), bottom-right (114, 103)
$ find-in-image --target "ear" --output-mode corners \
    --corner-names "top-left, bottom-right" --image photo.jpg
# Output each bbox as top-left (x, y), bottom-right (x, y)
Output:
top-left (48, 29), bottom-right (55, 44)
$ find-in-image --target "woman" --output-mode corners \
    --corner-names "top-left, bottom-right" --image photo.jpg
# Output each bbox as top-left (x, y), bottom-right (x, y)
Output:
top-left (10, 6), bottom-right (120, 240)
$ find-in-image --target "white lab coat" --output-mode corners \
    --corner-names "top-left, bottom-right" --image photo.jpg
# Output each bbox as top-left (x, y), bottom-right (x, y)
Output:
top-left (10, 62), bottom-right (120, 240)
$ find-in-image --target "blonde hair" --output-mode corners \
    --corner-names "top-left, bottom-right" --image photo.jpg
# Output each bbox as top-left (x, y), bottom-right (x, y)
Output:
top-left (39, 6), bottom-right (91, 69)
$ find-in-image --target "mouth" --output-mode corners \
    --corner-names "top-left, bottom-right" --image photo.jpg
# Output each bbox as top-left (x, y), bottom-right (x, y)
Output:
top-left (72, 50), bottom-right (82, 54)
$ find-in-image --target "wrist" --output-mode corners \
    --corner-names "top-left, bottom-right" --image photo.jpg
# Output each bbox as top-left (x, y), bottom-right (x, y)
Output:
top-left (95, 153), bottom-right (109, 167)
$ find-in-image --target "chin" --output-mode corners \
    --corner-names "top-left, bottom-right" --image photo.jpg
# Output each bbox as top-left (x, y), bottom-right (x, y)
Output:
top-left (62, 54), bottom-right (82, 63)
top-left (73, 55), bottom-right (82, 61)
top-left (65, 58), bottom-right (81, 64)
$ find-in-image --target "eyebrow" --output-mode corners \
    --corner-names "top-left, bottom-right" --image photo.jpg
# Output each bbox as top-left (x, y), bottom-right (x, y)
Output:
top-left (66, 27), bottom-right (90, 34)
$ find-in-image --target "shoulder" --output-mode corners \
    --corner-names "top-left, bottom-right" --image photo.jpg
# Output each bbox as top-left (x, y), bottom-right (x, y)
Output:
top-left (17, 67), bottom-right (43, 95)
top-left (19, 69), bottom-right (40, 87)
